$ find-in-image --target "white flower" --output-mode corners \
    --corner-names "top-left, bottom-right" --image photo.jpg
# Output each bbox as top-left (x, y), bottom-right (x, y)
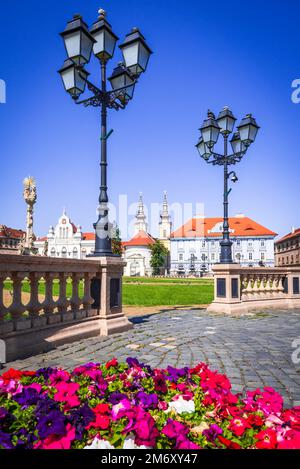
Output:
top-left (123, 434), bottom-right (151, 450)
top-left (84, 438), bottom-right (115, 449)
top-left (166, 396), bottom-right (195, 414)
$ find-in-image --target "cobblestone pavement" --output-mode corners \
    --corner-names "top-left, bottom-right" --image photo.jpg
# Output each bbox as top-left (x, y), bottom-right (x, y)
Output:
top-left (6, 308), bottom-right (300, 408)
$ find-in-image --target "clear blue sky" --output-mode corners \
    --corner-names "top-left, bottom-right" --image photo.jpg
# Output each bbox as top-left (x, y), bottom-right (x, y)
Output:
top-left (1, 0), bottom-right (299, 239)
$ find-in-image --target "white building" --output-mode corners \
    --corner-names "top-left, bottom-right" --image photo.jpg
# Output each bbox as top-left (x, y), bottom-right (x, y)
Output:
top-left (35, 210), bottom-right (95, 259)
top-left (170, 214), bottom-right (277, 275)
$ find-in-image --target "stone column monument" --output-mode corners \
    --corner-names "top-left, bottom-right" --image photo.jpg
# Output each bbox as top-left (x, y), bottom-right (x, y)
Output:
top-left (21, 176), bottom-right (38, 255)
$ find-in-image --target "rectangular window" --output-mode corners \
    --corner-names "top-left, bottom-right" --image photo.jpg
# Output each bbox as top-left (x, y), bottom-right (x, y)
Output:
top-left (179, 253), bottom-right (183, 261)
top-left (211, 253), bottom-right (215, 261)
top-left (248, 242), bottom-right (253, 247)
top-left (249, 252), bottom-right (253, 260)
top-left (211, 241), bottom-right (215, 247)
top-left (217, 278), bottom-right (226, 298)
top-left (261, 240), bottom-right (265, 247)
top-left (293, 277), bottom-right (300, 295)
top-left (110, 279), bottom-right (120, 308)
top-left (202, 241), bottom-right (206, 248)
top-left (231, 278), bottom-right (239, 298)
top-left (261, 252), bottom-right (265, 260)
top-left (236, 239), bottom-right (241, 246)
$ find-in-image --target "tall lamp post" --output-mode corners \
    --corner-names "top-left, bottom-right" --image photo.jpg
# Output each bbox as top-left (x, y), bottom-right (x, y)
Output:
top-left (196, 107), bottom-right (259, 264)
top-left (58, 8), bottom-right (152, 257)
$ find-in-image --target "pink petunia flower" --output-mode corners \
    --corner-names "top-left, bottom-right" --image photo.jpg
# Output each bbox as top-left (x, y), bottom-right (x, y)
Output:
top-left (34, 424), bottom-right (76, 449)
top-left (53, 381), bottom-right (80, 408)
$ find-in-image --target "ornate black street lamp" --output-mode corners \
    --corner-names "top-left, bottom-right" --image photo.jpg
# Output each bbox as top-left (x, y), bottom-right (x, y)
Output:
top-left (196, 107), bottom-right (259, 264)
top-left (58, 9), bottom-right (152, 256)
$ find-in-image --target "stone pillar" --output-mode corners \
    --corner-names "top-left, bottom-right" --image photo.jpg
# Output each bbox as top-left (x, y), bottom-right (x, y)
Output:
top-left (207, 264), bottom-right (243, 315)
top-left (285, 268), bottom-right (300, 308)
top-left (91, 256), bottom-right (133, 335)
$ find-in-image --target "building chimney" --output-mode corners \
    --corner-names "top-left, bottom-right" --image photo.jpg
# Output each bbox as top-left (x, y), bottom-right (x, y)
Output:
top-left (291, 226), bottom-right (295, 234)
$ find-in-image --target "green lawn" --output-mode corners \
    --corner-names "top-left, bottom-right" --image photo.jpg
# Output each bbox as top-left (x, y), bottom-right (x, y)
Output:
top-left (122, 283), bottom-right (214, 306)
top-left (123, 276), bottom-right (213, 284)
top-left (4, 277), bottom-right (214, 307)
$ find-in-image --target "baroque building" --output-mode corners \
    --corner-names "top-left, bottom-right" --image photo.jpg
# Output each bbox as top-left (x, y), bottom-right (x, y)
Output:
top-left (275, 227), bottom-right (300, 266)
top-left (0, 225), bottom-right (25, 254)
top-left (35, 210), bottom-right (95, 259)
top-left (170, 214), bottom-right (276, 275)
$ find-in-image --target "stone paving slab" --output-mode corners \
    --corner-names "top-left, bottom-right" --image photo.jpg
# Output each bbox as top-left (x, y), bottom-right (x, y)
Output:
top-left (4, 309), bottom-right (300, 408)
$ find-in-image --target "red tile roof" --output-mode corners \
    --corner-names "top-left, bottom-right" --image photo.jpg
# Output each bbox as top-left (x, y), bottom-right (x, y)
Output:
top-left (275, 228), bottom-right (300, 244)
top-left (122, 230), bottom-right (156, 247)
top-left (171, 216), bottom-right (277, 239)
top-left (0, 225), bottom-right (25, 239)
top-left (82, 232), bottom-right (95, 241)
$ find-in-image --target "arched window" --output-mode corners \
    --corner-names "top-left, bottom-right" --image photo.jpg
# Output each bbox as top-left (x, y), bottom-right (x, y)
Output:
top-left (73, 247), bottom-right (78, 259)
top-left (61, 247), bottom-right (67, 258)
top-left (82, 249), bottom-right (86, 258)
top-left (50, 247), bottom-right (56, 257)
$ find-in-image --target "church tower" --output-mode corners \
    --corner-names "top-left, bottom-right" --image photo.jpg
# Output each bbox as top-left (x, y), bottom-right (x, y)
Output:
top-left (159, 191), bottom-right (172, 250)
top-left (134, 193), bottom-right (148, 234)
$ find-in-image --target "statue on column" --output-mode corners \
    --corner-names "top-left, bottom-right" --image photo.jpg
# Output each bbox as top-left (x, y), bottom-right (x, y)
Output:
top-left (22, 176), bottom-right (38, 255)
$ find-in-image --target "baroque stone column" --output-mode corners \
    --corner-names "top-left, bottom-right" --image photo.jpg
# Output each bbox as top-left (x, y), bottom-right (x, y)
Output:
top-left (22, 176), bottom-right (38, 256)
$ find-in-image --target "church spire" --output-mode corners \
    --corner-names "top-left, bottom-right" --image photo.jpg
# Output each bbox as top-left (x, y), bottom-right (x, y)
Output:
top-left (159, 191), bottom-right (172, 244)
top-left (134, 192), bottom-right (148, 234)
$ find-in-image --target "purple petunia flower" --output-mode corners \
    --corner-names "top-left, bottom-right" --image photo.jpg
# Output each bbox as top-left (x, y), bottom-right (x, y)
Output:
top-left (203, 423), bottom-right (223, 442)
top-left (14, 428), bottom-right (37, 449)
top-left (35, 397), bottom-right (60, 418)
top-left (14, 387), bottom-right (40, 408)
top-left (126, 357), bottom-right (143, 368)
top-left (36, 410), bottom-right (66, 439)
top-left (135, 391), bottom-right (158, 409)
top-left (108, 392), bottom-right (128, 405)
top-left (0, 430), bottom-right (14, 449)
top-left (68, 404), bottom-right (95, 439)
top-left (166, 366), bottom-right (189, 382)
top-left (36, 367), bottom-right (57, 380)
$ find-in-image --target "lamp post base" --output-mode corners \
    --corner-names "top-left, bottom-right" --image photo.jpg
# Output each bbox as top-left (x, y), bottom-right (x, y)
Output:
top-left (220, 239), bottom-right (233, 264)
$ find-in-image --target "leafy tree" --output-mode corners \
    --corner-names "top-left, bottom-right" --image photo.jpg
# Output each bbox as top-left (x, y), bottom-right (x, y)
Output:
top-left (112, 226), bottom-right (122, 256)
top-left (149, 239), bottom-right (168, 275)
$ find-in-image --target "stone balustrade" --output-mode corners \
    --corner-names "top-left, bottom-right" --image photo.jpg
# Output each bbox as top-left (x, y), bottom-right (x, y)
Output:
top-left (208, 264), bottom-right (300, 315)
top-left (0, 254), bottom-right (132, 362)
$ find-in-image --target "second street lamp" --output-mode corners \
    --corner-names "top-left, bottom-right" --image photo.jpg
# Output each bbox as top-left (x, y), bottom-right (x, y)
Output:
top-left (58, 8), bottom-right (152, 257)
top-left (196, 106), bottom-right (259, 264)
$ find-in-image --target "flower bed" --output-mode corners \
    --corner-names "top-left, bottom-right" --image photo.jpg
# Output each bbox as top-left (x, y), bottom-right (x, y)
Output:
top-left (0, 358), bottom-right (299, 449)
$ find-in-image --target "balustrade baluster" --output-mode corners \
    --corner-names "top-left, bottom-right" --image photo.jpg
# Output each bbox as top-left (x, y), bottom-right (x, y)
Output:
top-left (27, 272), bottom-right (41, 317)
top-left (42, 273), bottom-right (56, 316)
top-left (82, 273), bottom-right (95, 315)
top-left (56, 272), bottom-right (69, 313)
top-left (10, 272), bottom-right (26, 321)
top-left (0, 274), bottom-right (6, 322)
top-left (71, 273), bottom-right (81, 312)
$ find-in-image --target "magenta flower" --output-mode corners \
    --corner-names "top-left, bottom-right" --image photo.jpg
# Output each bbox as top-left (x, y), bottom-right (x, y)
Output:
top-left (53, 382), bottom-right (80, 408)
top-left (162, 419), bottom-right (189, 439)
